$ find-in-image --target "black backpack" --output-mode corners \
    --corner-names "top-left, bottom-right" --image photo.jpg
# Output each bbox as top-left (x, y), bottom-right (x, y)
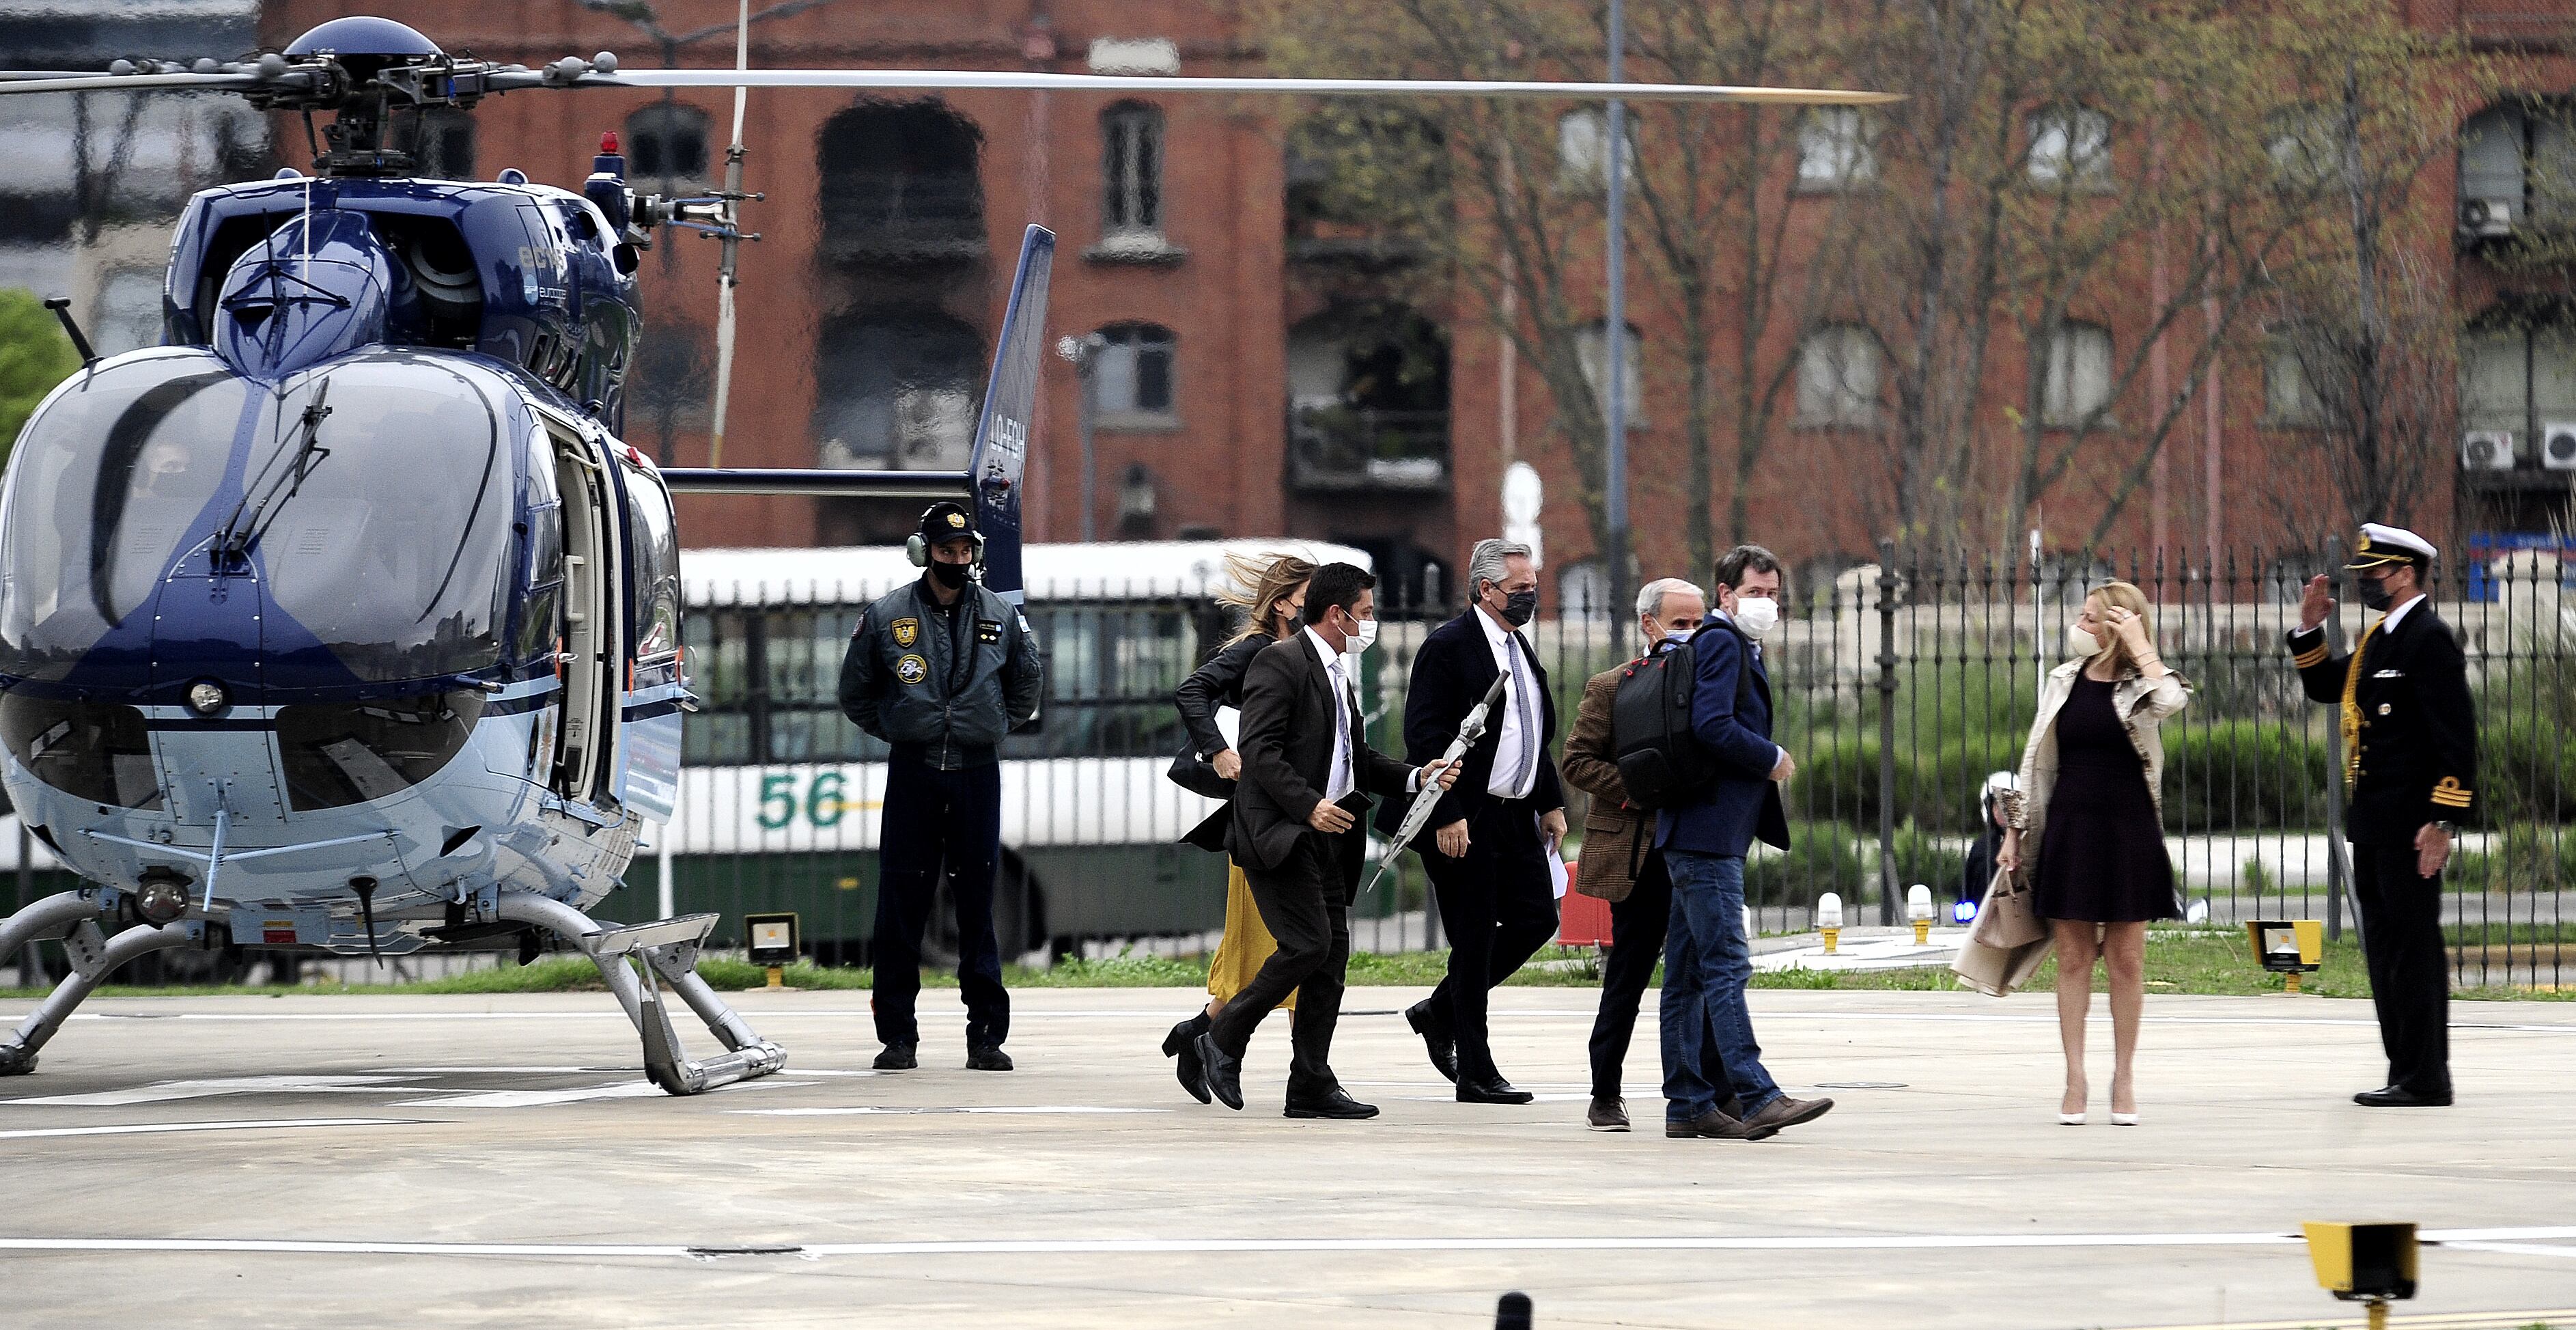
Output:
top-left (1610, 622), bottom-right (1758, 809)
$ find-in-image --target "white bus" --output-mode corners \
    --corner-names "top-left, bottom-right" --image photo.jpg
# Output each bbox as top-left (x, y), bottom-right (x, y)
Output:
top-left (661, 539), bottom-right (1371, 960)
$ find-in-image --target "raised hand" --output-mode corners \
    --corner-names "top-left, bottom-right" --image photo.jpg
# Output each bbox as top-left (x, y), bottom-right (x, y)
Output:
top-left (2299, 574), bottom-right (2334, 633)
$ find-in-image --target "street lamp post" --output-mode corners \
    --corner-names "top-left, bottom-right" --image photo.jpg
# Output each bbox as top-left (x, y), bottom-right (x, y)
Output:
top-left (1604, 0), bottom-right (1629, 658)
top-left (1057, 332), bottom-right (1105, 542)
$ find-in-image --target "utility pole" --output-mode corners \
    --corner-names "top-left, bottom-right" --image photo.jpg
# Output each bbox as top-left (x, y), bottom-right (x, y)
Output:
top-left (1604, 0), bottom-right (1630, 656)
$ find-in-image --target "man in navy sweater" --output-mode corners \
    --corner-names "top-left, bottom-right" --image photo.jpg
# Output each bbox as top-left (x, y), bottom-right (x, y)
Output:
top-left (1654, 545), bottom-right (1833, 1141)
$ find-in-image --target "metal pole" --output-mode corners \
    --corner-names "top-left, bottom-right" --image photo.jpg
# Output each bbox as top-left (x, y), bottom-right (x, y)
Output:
top-left (1056, 333), bottom-right (1103, 543)
top-left (2321, 537), bottom-right (2353, 943)
top-left (1603, 0), bottom-right (1629, 659)
top-left (1875, 538), bottom-right (1900, 926)
top-left (14, 822), bottom-right (33, 988)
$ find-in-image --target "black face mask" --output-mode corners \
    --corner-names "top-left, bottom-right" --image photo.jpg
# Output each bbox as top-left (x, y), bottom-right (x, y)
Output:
top-left (1497, 588), bottom-right (1539, 628)
top-left (929, 560), bottom-right (971, 590)
top-left (2357, 573), bottom-right (2394, 611)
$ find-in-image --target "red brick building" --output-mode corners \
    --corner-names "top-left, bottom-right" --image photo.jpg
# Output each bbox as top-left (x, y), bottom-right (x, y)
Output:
top-left (259, 0), bottom-right (2576, 598)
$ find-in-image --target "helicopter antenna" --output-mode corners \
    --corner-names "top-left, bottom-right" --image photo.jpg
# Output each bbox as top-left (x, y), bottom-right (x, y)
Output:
top-left (705, 0), bottom-right (751, 469)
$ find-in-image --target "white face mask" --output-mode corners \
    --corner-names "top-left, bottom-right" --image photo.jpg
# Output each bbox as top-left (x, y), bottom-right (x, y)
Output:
top-left (2068, 622), bottom-right (2103, 656)
top-left (1733, 596), bottom-right (1780, 635)
top-left (1346, 618), bottom-right (1379, 656)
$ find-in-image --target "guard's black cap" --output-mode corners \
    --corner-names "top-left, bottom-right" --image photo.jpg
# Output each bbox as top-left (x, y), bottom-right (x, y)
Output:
top-left (917, 501), bottom-right (977, 547)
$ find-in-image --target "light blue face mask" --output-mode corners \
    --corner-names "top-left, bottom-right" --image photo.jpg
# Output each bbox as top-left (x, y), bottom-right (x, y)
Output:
top-left (1666, 628), bottom-right (1696, 645)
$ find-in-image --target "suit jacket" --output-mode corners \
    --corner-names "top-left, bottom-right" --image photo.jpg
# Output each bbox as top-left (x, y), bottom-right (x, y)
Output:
top-left (1227, 633), bottom-right (1415, 871)
top-left (1373, 609), bottom-right (1565, 838)
top-left (1562, 663), bottom-right (1649, 902)
top-left (1655, 616), bottom-right (1791, 858)
top-left (1175, 633), bottom-right (1272, 855)
top-left (2287, 601), bottom-right (2478, 844)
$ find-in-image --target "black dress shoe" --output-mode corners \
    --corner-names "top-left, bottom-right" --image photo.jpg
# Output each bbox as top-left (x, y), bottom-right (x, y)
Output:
top-left (1196, 1032), bottom-right (1244, 1111)
top-left (1284, 1088), bottom-right (1381, 1120)
top-left (872, 1042), bottom-right (916, 1071)
top-left (1586, 1098), bottom-right (1631, 1131)
top-left (1456, 1074), bottom-right (1535, 1105)
top-left (1405, 1000), bottom-right (1458, 1083)
top-left (1163, 1016), bottom-right (1210, 1104)
top-left (966, 1044), bottom-right (1013, 1072)
top-left (2354, 1085), bottom-right (2452, 1107)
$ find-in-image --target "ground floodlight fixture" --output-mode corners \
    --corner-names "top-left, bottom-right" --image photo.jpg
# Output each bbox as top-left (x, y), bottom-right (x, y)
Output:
top-left (1817, 891), bottom-right (1844, 954)
top-left (2248, 919), bottom-right (2323, 994)
top-left (746, 912), bottom-right (799, 989)
top-left (2303, 1221), bottom-right (2417, 1322)
top-left (1907, 883), bottom-right (1934, 944)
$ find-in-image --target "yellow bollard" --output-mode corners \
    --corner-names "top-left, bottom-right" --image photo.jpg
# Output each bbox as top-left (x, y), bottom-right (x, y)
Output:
top-left (766, 965), bottom-right (784, 990)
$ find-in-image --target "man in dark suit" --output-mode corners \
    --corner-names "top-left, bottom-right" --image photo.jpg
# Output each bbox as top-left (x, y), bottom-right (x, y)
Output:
top-left (1383, 538), bottom-right (1568, 1105)
top-left (2286, 523), bottom-right (2478, 1108)
top-left (1197, 562), bottom-right (1457, 1119)
top-left (1655, 545), bottom-right (1832, 1141)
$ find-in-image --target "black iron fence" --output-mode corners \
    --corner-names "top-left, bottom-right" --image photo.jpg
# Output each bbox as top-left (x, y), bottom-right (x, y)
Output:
top-left (644, 544), bottom-right (2572, 988)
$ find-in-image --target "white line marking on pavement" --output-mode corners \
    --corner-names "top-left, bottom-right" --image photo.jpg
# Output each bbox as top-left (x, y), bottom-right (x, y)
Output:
top-left (731, 1105), bottom-right (1165, 1117)
top-left (1, 1075), bottom-right (428, 1106)
top-left (0, 1118), bottom-right (415, 1141)
top-left (5, 1225), bottom-right (2576, 1261)
top-left (396, 1080), bottom-right (809, 1109)
top-left (2435, 1241), bottom-right (2576, 1260)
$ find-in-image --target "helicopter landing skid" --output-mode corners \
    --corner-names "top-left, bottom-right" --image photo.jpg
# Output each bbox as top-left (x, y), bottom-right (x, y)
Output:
top-left (494, 893), bottom-right (787, 1096)
top-left (0, 898), bottom-right (196, 1077)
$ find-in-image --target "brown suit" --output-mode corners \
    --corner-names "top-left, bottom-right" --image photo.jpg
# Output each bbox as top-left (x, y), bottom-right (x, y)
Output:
top-left (1563, 666), bottom-right (1649, 903)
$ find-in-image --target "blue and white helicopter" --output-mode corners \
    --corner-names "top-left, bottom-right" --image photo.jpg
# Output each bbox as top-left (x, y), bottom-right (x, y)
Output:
top-left (0, 14), bottom-right (1886, 1094)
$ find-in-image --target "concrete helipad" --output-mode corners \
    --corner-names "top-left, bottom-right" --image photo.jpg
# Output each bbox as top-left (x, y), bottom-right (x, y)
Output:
top-left (2, 985), bottom-right (2573, 1329)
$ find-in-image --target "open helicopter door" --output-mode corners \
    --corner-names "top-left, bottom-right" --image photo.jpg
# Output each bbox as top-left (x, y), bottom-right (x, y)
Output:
top-left (659, 225), bottom-right (1054, 600)
top-left (535, 411), bottom-right (625, 804)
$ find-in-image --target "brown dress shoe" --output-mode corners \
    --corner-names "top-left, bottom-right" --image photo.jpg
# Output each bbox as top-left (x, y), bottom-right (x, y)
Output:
top-left (1743, 1094), bottom-right (1834, 1133)
top-left (1586, 1098), bottom-right (1630, 1132)
top-left (1664, 1109), bottom-right (1778, 1141)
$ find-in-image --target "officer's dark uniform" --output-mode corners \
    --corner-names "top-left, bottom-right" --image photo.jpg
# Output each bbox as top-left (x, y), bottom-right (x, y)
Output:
top-left (839, 503), bottom-right (1043, 1065)
top-left (2285, 526), bottom-right (2476, 1104)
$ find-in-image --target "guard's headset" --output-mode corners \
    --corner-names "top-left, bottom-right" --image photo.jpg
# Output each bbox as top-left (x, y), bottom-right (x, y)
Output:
top-left (906, 503), bottom-right (988, 569)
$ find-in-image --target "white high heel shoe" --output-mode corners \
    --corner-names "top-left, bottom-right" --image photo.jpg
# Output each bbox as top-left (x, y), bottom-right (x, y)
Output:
top-left (2058, 1111), bottom-right (2086, 1126)
top-left (2110, 1110), bottom-right (2140, 1126)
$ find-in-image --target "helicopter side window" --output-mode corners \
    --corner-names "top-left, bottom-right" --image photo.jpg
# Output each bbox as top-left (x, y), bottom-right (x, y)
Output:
top-left (517, 501), bottom-right (564, 666)
top-left (620, 467), bottom-right (680, 660)
top-left (0, 352), bottom-right (251, 682)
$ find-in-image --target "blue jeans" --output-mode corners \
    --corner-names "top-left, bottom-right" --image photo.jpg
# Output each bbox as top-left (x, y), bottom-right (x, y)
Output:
top-left (1661, 849), bottom-right (1780, 1122)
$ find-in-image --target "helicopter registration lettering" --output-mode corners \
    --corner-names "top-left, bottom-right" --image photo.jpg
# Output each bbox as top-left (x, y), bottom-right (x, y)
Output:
top-left (757, 771), bottom-right (852, 830)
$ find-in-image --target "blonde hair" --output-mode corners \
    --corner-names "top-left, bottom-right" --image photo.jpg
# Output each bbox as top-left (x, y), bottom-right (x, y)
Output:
top-left (2083, 580), bottom-right (2154, 676)
top-left (1220, 552), bottom-right (1318, 646)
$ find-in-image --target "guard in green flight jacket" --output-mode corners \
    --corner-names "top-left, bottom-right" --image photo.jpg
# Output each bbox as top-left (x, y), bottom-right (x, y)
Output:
top-left (2285, 523), bottom-right (2477, 1109)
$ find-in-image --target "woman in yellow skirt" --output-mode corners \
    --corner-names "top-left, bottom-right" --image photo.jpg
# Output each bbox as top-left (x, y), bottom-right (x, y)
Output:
top-left (1161, 552), bottom-right (1314, 1102)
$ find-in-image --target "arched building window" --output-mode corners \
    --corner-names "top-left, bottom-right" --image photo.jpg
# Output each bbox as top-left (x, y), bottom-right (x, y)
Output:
top-left (2043, 320), bottom-right (2114, 426)
top-left (812, 307), bottom-right (984, 471)
top-left (626, 102), bottom-right (709, 185)
top-left (817, 100), bottom-right (986, 265)
top-left (1092, 322), bottom-right (1177, 424)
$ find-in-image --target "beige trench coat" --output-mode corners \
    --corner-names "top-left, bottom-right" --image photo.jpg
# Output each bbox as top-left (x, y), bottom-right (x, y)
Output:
top-left (1955, 658), bottom-right (2190, 995)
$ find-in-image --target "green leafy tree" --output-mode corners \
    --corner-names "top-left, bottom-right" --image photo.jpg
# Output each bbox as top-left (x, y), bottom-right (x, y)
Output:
top-left (0, 288), bottom-right (81, 460)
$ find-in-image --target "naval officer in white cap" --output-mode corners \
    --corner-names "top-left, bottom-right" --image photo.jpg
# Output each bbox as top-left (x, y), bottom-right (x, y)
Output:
top-left (2286, 523), bottom-right (2477, 1107)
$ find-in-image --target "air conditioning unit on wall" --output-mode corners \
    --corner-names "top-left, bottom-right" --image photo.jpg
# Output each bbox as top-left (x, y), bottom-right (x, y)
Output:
top-left (2543, 421), bottom-right (2576, 471)
top-left (2461, 196), bottom-right (2516, 238)
top-left (2463, 430), bottom-right (2517, 471)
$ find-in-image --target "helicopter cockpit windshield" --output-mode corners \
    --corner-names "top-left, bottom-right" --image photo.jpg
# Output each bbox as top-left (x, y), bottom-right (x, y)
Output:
top-left (253, 355), bottom-right (514, 683)
top-left (0, 349), bottom-right (519, 690)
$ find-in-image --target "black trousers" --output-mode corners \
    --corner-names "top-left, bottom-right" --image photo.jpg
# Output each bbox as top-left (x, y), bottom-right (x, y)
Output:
top-left (873, 749), bottom-right (1009, 1049)
top-left (1421, 794), bottom-right (1561, 1081)
top-left (1210, 817), bottom-right (1364, 1100)
top-left (1585, 850), bottom-right (1726, 1104)
top-left (2352, 837), bottom-right (2450, 1097)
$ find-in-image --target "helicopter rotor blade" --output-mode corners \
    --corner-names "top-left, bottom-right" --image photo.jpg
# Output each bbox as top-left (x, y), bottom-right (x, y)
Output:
top-left (587, 70), bottom-right (1901, 105)
top-left (0, 72), bottom-right (264, 96)
top-left (703, 0), bottom-right (753, 471)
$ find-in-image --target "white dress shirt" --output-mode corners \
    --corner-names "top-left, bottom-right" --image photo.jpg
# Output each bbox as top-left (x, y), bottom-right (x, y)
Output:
top-left (1474, 605), bottom-right (1541, 799)
top-left (2379, 592), bottom-right (2425, 637)
top-left (1304, 626), bottom-right (1355, 802)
